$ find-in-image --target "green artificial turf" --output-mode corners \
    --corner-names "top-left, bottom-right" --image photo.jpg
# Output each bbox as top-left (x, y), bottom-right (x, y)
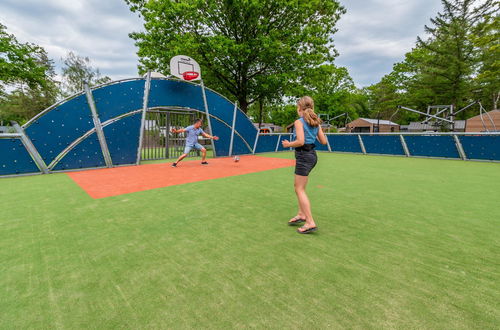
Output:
top-left (1, 153), bottom-right (499, 329)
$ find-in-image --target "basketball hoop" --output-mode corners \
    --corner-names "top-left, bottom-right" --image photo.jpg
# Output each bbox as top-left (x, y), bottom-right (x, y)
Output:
top-left (182, 71), bottom-right (200, 81)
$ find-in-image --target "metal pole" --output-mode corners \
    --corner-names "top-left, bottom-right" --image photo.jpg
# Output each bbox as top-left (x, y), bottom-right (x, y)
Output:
top-left (453, 135), bottom-right (467, 160)
top-left (10, 121), bottom-right (49, 174)
top-left (326, 135), bottom-right (332, 152)
top-left (358, 134), bottom-right (367, 154)
top-left (136, 71), bottom-right (151, 165)
top-left (200, 79), bottom-right (216, 157)
top-left (399, 134), bottom-right (410, 157)
top-left (275, 135), bottom-right (281, 152)
top-left (252, 131), bottom-right (260, 154)
top-left (84, 83), bottom-right (113, 167)
top-left (398, 106), bottom-right (454, 124)
top-left (228, 101), bottom-right (238, 156)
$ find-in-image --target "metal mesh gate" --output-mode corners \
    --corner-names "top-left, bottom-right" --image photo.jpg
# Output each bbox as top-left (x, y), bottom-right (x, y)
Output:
top-left (141, 110), bottom-right (209, 161)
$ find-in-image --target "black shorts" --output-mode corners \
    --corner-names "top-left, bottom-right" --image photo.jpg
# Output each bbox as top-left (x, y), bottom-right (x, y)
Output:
top-left (294, 145), bottom-right (317, 176)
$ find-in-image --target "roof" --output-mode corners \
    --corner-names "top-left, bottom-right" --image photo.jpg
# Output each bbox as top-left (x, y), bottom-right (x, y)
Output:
top-left (454, 120), bottom-right (466, 129)
top-left (408, 122), bottom-right (437, 130)
top-left (467, 109), bottom-right (500, 121)
top-left (359, 118), bottom-right (399, 126)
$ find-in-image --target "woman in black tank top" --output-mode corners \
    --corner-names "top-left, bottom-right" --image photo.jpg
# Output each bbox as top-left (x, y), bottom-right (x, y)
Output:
top-left (281, 96), bottom-right (328, 234)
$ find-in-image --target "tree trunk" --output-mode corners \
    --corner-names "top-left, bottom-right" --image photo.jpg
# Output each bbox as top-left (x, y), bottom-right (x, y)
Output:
top-left (239, 98), bottom-right (249, 113)
top-left (258, 99), bottom-right (264, 128)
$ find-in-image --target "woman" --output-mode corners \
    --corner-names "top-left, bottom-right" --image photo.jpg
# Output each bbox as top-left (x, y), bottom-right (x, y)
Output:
top-left (282, 96), bottom-right (327, 234)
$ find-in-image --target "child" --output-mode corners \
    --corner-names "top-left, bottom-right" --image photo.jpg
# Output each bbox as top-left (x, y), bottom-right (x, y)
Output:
top-left (282, 96), bottom-right (327, 234)
top-left (171, 119), bottom-right (219, 167)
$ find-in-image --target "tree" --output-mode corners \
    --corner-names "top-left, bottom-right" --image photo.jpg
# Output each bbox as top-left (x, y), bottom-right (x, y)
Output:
top-left (0, 50), bottom-right (60, 124)
top-left (0, 23), bottom-right (50, 93)
top-left (415, 0), bottom-right (496, 109)
top-left (472, 13), bottom-right (500, 109)
top-left (125, 0), bottom-right (345, 112)
top-left (61, 51), bottom-right (111, 96)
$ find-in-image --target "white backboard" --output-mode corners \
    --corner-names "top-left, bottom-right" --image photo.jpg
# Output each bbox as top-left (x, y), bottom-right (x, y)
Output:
top-left (170, 55), bottom-right (201, 81)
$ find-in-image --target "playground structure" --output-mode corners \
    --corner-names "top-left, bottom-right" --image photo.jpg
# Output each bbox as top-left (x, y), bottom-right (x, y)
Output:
top-left (1, 73), bottom-right (500, 177)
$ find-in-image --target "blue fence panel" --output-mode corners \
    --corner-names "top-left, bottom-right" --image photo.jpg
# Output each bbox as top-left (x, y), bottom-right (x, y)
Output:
top-left (231, 133), bottom-right (252, 156)
top-left (277, 134), bottom-right (293, 152)
top-left (459, 135), bottom-right (500, 161)
top-left (25, 94), bottom-right (94, 165)
top-left (327, 135), bottom-right (362, 153)
top-left (210, 118), bottom-right (231, 157)
top-left (234, 110), bottom-right (258, 150)
top-left (93, 80), bottom-right (144, 122)
top-left (104, 113), bottom-right (141, 165)
top-left (404, 135), bottom-right (460, 158)
top-left (255, 135), bottom-right (279, 153)
top-left (0, 138), bottom-right (40, 175)
top-left (148, 79), bottom-right (205, 113)
top-left (52, 133), bottom-right (105, 171)
top-left (315, 139), bottom-right (329, 151)
top-left (361, 135), bottom-right (405, 155)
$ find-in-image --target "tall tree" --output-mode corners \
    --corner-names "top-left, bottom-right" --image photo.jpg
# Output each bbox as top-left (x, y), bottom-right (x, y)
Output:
top-left (61, 51), bottom-right (111, 96)
top-left (0, 23), bottom-right (50, 93)
top-left (125, 0), bottom-right (345, 112)
top-left (415, 0), bottom-right (496, 109)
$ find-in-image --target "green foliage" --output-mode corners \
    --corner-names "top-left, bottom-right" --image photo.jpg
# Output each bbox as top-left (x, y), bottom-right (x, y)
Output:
top-left (0, 23), bottom-right (51, 92)
top-left (125, 0), bottom-right (345, 112)
top-left (0, 47), bottom-right (59, 125)
top-left (61, 51), bottom-right (111, 96)
top-left (368, 0), bottom-right (499, 123)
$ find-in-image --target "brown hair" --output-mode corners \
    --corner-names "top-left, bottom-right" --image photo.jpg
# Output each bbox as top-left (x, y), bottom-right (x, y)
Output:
top-left (297, 96), bottom-right (322, 127)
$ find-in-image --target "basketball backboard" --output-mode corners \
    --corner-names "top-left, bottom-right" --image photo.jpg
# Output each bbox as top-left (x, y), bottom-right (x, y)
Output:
top-left (170, 55), bottom-right (201, 81)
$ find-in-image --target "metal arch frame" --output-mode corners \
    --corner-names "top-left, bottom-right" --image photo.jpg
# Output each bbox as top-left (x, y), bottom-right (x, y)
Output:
top-left (399, 135), bottom-right (410, 157)
top-left (10, 122), bottom-right (49, 174)
top-left (357, 135), bottom-right (367, 154)
top-left (228, 101), bottom-right (238, 156)
top-left (200, 79), bottom-right (216, 157)
top-left (84, 83), bottom-right (113, 167)
top-left (136, 71), bottom-right (152, 165)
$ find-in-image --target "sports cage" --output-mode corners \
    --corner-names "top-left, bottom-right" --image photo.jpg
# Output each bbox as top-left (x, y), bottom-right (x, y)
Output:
top-left (1, 75), bottom-right (499, 177)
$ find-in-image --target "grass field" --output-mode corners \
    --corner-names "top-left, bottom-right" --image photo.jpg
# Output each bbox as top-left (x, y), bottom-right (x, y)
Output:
top-left (1, 153), bottom-right (499, 329)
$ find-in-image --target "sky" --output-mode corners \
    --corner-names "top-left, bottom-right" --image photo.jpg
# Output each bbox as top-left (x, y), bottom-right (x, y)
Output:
top-left (0, 0), bottom-right (443, 87)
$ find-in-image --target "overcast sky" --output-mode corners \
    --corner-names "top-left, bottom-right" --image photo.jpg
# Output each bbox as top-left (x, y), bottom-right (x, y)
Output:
top-left (0, 0), bottom-right (443, 87)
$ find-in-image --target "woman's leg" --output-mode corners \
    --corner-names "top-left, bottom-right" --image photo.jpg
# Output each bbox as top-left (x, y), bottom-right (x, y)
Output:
top-left (294, 174), bottom-right (316, 228)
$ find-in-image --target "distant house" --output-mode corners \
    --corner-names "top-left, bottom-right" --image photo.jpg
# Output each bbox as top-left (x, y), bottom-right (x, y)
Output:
top-left (466, 110), bottom-right (500, 132)
top-left (0, 126), bottom-right (9, 133)
top-left (406, 120), bottom-right (466, 132)
top-left (254, 123), bottom-right (283, 133)
top-left (346, 118), bottom-right (399, 133)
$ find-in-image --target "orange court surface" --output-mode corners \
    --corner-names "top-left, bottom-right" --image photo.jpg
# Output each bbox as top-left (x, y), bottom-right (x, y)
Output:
top-left (67, 155), bottom-right (295, 199)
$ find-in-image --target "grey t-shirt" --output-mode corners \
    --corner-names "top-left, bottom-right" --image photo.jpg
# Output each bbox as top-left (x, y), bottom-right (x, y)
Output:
top-left (185, 125), bottom-right (204, 146)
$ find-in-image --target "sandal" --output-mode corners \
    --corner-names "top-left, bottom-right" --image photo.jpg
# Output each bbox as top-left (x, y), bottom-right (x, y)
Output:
top-left (297, 226), bottom-right (318, 234)
top-left (288, 216), bottom-right (306, 225)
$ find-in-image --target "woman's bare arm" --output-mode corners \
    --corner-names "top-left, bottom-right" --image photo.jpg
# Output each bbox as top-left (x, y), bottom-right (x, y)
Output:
top-left (317, 126), bottom-right (327, 145)
top-left (282, 120), bottom-right (304, 148)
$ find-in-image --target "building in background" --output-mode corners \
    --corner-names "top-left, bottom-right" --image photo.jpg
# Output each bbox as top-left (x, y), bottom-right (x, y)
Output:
top-left (466, 110), bottom-right (500, 132)
top-left (346, 118), bottom-right (399, 133)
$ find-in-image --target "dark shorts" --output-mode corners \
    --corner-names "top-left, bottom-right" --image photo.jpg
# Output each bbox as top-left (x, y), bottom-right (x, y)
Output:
top-left (294, 145), bottom-right (317, 176)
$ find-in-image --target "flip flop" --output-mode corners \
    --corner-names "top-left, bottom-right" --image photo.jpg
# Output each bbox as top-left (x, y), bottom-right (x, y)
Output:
top-left (288, 217), bottom-right (306, 225)
top-left (297, 226), bottom-right (318, 234)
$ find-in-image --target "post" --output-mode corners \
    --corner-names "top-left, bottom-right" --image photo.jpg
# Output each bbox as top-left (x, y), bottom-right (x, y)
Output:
top-left (358, 134), bottom-right (367, 154)
top-left (326, 135), bottom-right (332, 152)
top-left (200, 79), bottom-right (216, 157)
top-left (84, 83), bottom-right (113, 167)
top-left (228, 101), bottom-right (238, 156)
top-left (136, 71), bottom-right (151, 165)
top-left (11, 121), bottom-right (49, 174)
top-left (400, 135), bottom-right (410, 157)
top-left (453, 134), bottom-right (467, 160)
top-left (275, 135), bottom-right (281, 152)
top-left (252, 131), bottom-right (260, 154)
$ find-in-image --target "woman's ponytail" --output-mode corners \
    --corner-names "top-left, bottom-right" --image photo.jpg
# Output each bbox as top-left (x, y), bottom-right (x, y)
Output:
top-left (297, 96), bottom-right (322, 127)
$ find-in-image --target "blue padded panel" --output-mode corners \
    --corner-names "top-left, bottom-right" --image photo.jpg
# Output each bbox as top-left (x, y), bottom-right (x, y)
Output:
top-left (235, 110), bottom-right (258, 149)
top-left (404, 135), bottom-right (459, 158)
top-left (25, 94), bottom-right (94, 165)
top-left (148, 79), bottom-right (205, 111)
top-left (315, 139), bottom-right (329, 151)
top-left (92, 80), bottom-right (144, 122)
top-left (459, 136), bottom-right (500, 161)
top-left (210, 117), bottom-right (231, 157)
top-left (104, 113), bottom-right (142, 165)
top-left (255, 135), bottom-right (279, 153)
top-left (231, 133), bottom-right (252, 155)
top-left (327, 135), bottom-right (362, 153)
top-left (205, 91), bottom-right (233, 127)
top-left (361, 135), bottom-right (405, 155)
top-left (0, 139), bottom-right (40, 175)
top-left (53, 133), bottom-right (105, 171)
top-left (277, 134), bottom-right (293, 152)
